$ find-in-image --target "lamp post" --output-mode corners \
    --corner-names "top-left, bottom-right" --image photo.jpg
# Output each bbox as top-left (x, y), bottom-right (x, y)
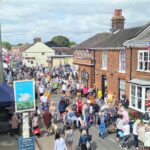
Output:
top-left (0, 22), bottom-right (4, 83)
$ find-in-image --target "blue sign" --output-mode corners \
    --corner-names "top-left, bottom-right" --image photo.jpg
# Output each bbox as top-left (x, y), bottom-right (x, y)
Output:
top-left (13, 80), bottom-right (35, 113)
top-left (18, 136), bottom-right (35, 150)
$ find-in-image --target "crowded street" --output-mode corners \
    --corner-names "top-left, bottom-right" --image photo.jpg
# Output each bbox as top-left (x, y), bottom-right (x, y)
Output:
top-left (0, 93), bottom-right (137, 150)
top-left (0, 63), bottom-right (150, 150)
top-left (0, 1), bottom-right (150, 150)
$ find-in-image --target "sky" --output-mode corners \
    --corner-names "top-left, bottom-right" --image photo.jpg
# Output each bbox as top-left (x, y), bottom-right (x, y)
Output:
top-left (1, 0), bottom-right (150, 45)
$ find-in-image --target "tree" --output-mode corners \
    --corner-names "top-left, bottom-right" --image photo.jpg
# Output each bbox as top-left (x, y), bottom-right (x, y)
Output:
top-left (17, 43), bottom-right (23, 46)
top-left (69, 41), bottom-right (77, 47)
top-left (51, 35), bottom-right (70, 47)
top-left (2, 41), bottom-right (11, 50)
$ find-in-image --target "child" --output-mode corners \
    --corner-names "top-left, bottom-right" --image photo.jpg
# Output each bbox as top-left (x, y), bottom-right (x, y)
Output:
top-left (98, 112), bottom-right (106, 138)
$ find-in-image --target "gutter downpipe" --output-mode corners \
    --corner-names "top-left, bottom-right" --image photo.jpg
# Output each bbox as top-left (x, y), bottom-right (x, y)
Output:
top-left (129, 46), bottom-right (133, 80)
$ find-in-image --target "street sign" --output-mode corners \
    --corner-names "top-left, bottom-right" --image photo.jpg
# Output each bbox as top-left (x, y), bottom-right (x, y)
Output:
top-left (13, 80), bottom-right (35, 113)
top-left (18, 136), bottom-right (35, 150)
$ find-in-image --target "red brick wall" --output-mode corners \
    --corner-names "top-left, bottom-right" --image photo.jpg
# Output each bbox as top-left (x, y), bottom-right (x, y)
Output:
top-left (77, 47), bottom-right (150, 101)
top-left (95, 49), bottom-right (127, 100)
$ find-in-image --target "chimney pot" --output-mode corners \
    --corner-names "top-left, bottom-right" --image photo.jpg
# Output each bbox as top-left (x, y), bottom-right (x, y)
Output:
top-left (34, 37), bottom-right (41, 43)
top-left (114, 9), bottom-right (122, 16)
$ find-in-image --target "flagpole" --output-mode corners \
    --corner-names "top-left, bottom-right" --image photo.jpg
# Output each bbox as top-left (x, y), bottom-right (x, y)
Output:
top-left (0, 21), bottom-right (4, 83)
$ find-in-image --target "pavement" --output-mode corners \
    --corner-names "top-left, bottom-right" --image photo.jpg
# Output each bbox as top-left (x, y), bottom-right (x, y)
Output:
top-left (0, 94), bottom-right (136, 150)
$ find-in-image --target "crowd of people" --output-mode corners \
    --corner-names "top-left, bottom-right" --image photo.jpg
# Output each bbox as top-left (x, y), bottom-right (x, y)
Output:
top-left (7, 63), bottom-right (150, 150)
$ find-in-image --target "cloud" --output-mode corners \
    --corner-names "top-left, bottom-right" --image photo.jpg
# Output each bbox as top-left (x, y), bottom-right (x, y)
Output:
top-left (1, 0), bottom-right (150, 44)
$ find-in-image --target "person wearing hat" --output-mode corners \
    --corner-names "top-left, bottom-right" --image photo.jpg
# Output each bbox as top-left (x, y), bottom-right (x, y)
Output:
top-left (132, 119), bottom-right (141, 150)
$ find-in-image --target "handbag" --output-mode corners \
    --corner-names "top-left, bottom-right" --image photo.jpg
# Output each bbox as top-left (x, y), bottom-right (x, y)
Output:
top-left (86, 140), bottom-right (90, 149)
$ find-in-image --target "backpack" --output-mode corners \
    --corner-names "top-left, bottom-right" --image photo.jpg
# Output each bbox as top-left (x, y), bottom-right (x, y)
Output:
top-left (66, 130), bottom-right (73, 143)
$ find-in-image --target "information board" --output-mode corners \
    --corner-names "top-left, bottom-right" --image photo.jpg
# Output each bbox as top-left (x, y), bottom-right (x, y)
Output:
top-left (18, 136), bottom-right (35, 150)
top-left (13, 80), bottom-right (35, 113)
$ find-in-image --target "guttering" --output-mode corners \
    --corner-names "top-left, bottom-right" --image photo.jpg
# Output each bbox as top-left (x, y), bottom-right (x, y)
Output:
top-left (89, 47), bottom-right (125, 50)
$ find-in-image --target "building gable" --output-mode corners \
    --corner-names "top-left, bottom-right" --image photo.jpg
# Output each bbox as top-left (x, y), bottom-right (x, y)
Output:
top-left (23, 42), bottom-right (55, 54)
top-left (124, 23), bottom-right (150, 47)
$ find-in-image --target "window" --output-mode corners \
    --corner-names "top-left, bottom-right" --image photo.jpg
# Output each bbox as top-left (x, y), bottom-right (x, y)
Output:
top-left (130, 84), bottom-right (150, 112)
top-left (138, 51), bottom-right (150, 72)
top-left (145, 88), bottom-right (150, 111)
top-left (137, 87), bottom-right (142, 109)
top-left (119, 79), bottom-right (126, 101)
top-left (119, 50), bottom-right (126, 72)
top-left (41, 52), bottom-right (45, 55)
top-left (31, 61), bottom-right (33, 64)
top-left (102, 51), bottom-right (107, 69)
top-left (131, 85), bottom-right (136, 107)
top-left (81, 70), bottom-right (88, 85)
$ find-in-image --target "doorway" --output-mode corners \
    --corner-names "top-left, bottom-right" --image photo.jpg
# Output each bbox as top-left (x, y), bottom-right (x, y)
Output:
top-left (102, 75), bottom-right (107, 99)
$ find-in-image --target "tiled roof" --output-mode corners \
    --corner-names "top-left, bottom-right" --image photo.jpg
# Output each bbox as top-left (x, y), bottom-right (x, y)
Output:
top-left (94, 25), bottom-right (148, 48)
top-left (75, 32), bottom-right (111, 49)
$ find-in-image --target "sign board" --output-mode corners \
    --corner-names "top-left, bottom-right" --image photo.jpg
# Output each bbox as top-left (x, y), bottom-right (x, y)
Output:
top-left (14, 80), bottom-right (35, 113)
top-left (18, 136), bottom-right (35, 150)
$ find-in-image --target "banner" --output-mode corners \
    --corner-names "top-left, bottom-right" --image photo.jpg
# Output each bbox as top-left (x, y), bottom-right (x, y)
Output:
top-left (14, 80), bottom-right (35, 113)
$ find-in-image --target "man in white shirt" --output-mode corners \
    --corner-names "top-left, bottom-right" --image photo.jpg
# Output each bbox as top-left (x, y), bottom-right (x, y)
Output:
top-left (62, 83), bottom-right (67, 94)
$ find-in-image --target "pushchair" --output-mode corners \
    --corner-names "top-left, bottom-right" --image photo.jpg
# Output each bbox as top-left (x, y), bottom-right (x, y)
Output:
top-left (120, 135), bottom-right (130, 149)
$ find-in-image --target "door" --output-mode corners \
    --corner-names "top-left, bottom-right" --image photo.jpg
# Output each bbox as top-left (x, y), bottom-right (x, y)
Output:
top-left (102, 75), bottom-right (107, 99)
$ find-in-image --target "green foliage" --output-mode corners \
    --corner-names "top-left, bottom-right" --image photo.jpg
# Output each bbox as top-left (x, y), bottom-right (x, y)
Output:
top-left (2, 41), bottom-right (11, 50)
top-left (51, 35), bottom-right (70, 47)
top-left (69, 41), bottom-right (77, 47)
top-left (17, 43), bottom-right (23, 46)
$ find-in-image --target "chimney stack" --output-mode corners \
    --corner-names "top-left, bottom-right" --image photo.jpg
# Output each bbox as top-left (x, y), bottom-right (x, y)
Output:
top-left (111, 9), bottom-right (125, 33)
top-left (34, 37), bottom-right (41, 43)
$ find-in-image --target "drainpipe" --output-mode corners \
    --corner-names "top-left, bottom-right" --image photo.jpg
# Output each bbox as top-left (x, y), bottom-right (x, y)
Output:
top-left (129, 46), bottom-right (133, 80)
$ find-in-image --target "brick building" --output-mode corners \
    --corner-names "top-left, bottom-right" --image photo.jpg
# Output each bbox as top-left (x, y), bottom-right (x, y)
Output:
top-left (73, 9), bottom-right (150, 112)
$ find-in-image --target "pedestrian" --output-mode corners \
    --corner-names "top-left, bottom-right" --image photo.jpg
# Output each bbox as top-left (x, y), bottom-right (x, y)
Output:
top-left (78, 130), bottom-right (90, 150)
top-left (98, 112), bottom-right (106, 139)
top-left (49, 101), bottom-right (57, 123)
top-left (116, 114), bottom-right (124, 142)
top-left (65, 124), bottom-right (73, 150)
top-left (54, 132), bottom-right (68, 150)
top-left (11, 113), bottom-right (19, 137)
top-left (58, 96), bottom-right (67, 120)
top-left (42, 108), bottom-right (52, 136)
top-left (132, 119), bottom-right (141, 150)
top-left (38, 83), bottom-right (44, 96)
